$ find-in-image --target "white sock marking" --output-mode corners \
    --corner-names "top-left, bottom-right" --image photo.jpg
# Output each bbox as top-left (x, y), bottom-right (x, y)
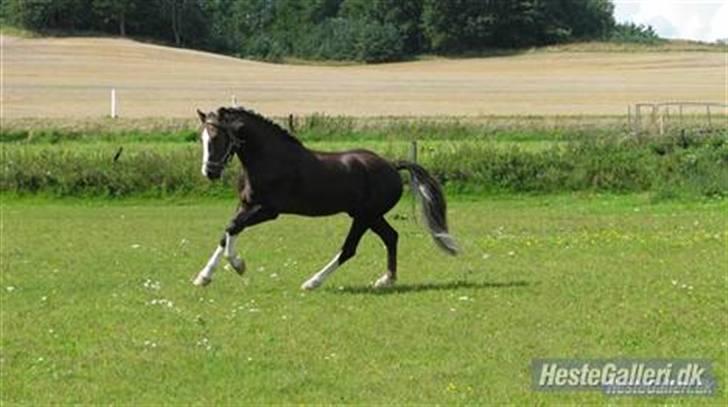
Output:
top-left (374, 274), bottom-right (395, 288)
top-left (302, 252), bottom-right (341, 290)
top-left (195, 245), bottom-right (223, 284)
top-left (201, 128), bottom-right (210, 176)
top-left (224, 233), bottom-right (236, 259)
top-left (223, 232), bottom-right (245, 274)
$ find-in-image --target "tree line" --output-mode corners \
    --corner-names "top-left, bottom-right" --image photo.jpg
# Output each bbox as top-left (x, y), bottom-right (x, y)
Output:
top-left (1, 0), bottom-right (659, 62)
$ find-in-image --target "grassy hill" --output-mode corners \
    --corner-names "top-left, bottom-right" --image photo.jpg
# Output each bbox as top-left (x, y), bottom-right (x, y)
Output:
top-left (2, 34), bottom-right (724, 118)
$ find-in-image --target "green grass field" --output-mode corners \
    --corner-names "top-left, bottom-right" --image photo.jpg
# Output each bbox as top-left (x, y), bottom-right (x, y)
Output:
top-left (2, 194), bottom-right (725, 404)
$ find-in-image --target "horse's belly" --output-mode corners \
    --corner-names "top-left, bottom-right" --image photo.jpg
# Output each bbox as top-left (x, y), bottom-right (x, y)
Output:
top-left (290, 186), bottom-right (362, 216)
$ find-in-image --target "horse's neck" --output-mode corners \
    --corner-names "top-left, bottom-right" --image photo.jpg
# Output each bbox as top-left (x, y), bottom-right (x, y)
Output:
top-left (238, 132), bottom-right (309, 172)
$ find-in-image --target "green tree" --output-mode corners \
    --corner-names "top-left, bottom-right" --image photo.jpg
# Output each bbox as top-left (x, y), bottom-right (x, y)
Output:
top-left (341, 0), bottom-right (423, 53)
top-left (1, 0), bottom-right (624, 62)
top-left (2, 0), bottom-right (92, 31)
top-left (155, 0), bottom-right (208, 46)
top-left (354, 19), bottom-right (404, 62)
top-left (92, 0), bottom-right (137, 36)
top-left (421, 0), bottom-right (469, 52)
top-left (611, 22), bottom-right (661, 44)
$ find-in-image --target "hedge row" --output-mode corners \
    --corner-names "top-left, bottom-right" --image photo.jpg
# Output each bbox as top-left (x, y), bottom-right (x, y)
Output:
top-left (2, 134), bottom-right (726, 198)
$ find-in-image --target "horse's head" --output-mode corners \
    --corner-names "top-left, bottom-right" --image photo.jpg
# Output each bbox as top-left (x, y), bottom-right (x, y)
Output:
top-left (196, 108), bottom-right (244, 180)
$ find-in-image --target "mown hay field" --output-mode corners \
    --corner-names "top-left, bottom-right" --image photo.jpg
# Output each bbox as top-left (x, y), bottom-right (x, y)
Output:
top-left (3, 35), bottom-right (724, 117)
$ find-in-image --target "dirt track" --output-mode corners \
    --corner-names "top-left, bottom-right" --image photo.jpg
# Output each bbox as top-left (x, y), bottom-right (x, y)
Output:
top-left (2, 35), bottom-right (724, 118)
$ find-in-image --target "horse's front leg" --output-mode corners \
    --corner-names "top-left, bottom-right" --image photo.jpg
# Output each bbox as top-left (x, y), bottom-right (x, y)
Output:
top-left (193, 204), bottom-right (278, 286)
top-left (222, 232), bottom-right (245, 275)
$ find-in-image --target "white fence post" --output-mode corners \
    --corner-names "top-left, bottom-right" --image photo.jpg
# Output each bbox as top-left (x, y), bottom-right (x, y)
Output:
top-left (231, 95), bottom-right (238, 107)
top-left (110, 88), bottom-right (117, 118)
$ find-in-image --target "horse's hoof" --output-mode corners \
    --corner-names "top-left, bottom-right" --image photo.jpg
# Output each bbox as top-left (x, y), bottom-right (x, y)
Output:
top-left (301, 279), bottom-right (322, 291)
top-left (230, 257), bottom-right (246, 275)
top-left (373, 275), bottom-right (395, 289)
top-left (193, 275), bottom-right (212, 287)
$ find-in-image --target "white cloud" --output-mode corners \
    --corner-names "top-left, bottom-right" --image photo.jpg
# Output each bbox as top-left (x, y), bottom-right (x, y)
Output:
top-left (710, 2), bottom-right (728, 40)
top-left (613, 0), bottom-right (728, 42)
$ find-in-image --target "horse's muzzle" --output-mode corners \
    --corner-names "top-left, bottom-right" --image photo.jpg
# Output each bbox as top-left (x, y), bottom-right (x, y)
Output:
top-left (203, 164), bottom-right (223, 180)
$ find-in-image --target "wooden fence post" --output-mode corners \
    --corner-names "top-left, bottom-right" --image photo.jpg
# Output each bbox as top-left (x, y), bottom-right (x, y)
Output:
top-left (679, 104), bottom-right (683, 128)
top-left (627, 105), bottom-right (632, 134)
top-left (635, 104), bottom-right (641, 136)
top-left (706, 105), bottom-right (712, 129)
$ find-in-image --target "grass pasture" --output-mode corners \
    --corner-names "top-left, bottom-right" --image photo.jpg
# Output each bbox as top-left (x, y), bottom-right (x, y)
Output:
top-left (1, 195), bottom-right (726, 404)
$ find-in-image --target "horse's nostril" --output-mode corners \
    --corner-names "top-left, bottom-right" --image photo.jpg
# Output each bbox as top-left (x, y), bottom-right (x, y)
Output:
top-left (205, 167), bottom-right (222, 180)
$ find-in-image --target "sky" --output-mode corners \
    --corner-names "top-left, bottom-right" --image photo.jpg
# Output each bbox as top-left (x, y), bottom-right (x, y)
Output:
top-left (612, 0), bottom-right (728, 42)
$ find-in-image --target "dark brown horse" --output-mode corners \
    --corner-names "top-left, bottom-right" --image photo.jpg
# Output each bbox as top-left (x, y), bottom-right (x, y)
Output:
top-left (192, 107), bottom-right (457, 289)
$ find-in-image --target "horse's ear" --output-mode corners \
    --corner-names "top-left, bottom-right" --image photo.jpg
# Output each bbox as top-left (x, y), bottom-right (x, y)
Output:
top-left (196, 109), bottom-right (206, 123)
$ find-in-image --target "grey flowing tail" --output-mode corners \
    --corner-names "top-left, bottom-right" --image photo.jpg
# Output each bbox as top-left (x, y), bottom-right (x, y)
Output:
top-left (395, 161), bottom-right (459, 255)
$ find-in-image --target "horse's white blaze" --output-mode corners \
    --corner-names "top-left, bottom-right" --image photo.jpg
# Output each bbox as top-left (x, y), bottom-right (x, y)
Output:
top-left (301, 252), bottom-right (341, 290)
top-left (201, 128), bottom-right (211, 176)
top-left (193, 245), bottom-right (224, 285)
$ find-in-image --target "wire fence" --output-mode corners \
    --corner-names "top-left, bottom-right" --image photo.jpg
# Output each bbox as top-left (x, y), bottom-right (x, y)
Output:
top-left (628, 102), bottom-right (727, 137)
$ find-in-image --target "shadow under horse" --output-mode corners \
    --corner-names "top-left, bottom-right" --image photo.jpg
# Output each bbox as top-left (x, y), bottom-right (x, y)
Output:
top-left (193, 107), bottom-right (458, 290)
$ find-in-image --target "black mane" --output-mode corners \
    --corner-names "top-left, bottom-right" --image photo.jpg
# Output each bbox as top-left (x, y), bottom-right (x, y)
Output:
top-left (218, 106), bottom-right (302, 146)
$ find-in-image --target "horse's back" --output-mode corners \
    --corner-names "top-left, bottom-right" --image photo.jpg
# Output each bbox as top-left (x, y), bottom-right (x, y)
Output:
top-left (293, 149), bottom-right (402, 217)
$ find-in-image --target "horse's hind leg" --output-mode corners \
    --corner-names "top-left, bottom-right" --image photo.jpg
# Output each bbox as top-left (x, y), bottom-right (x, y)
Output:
top-left (193, 204), bottom-right (277, 286)
top-left (370, 217), bottom-right (398, 288)
top-left (301, 218), bottom-right (368, 290)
